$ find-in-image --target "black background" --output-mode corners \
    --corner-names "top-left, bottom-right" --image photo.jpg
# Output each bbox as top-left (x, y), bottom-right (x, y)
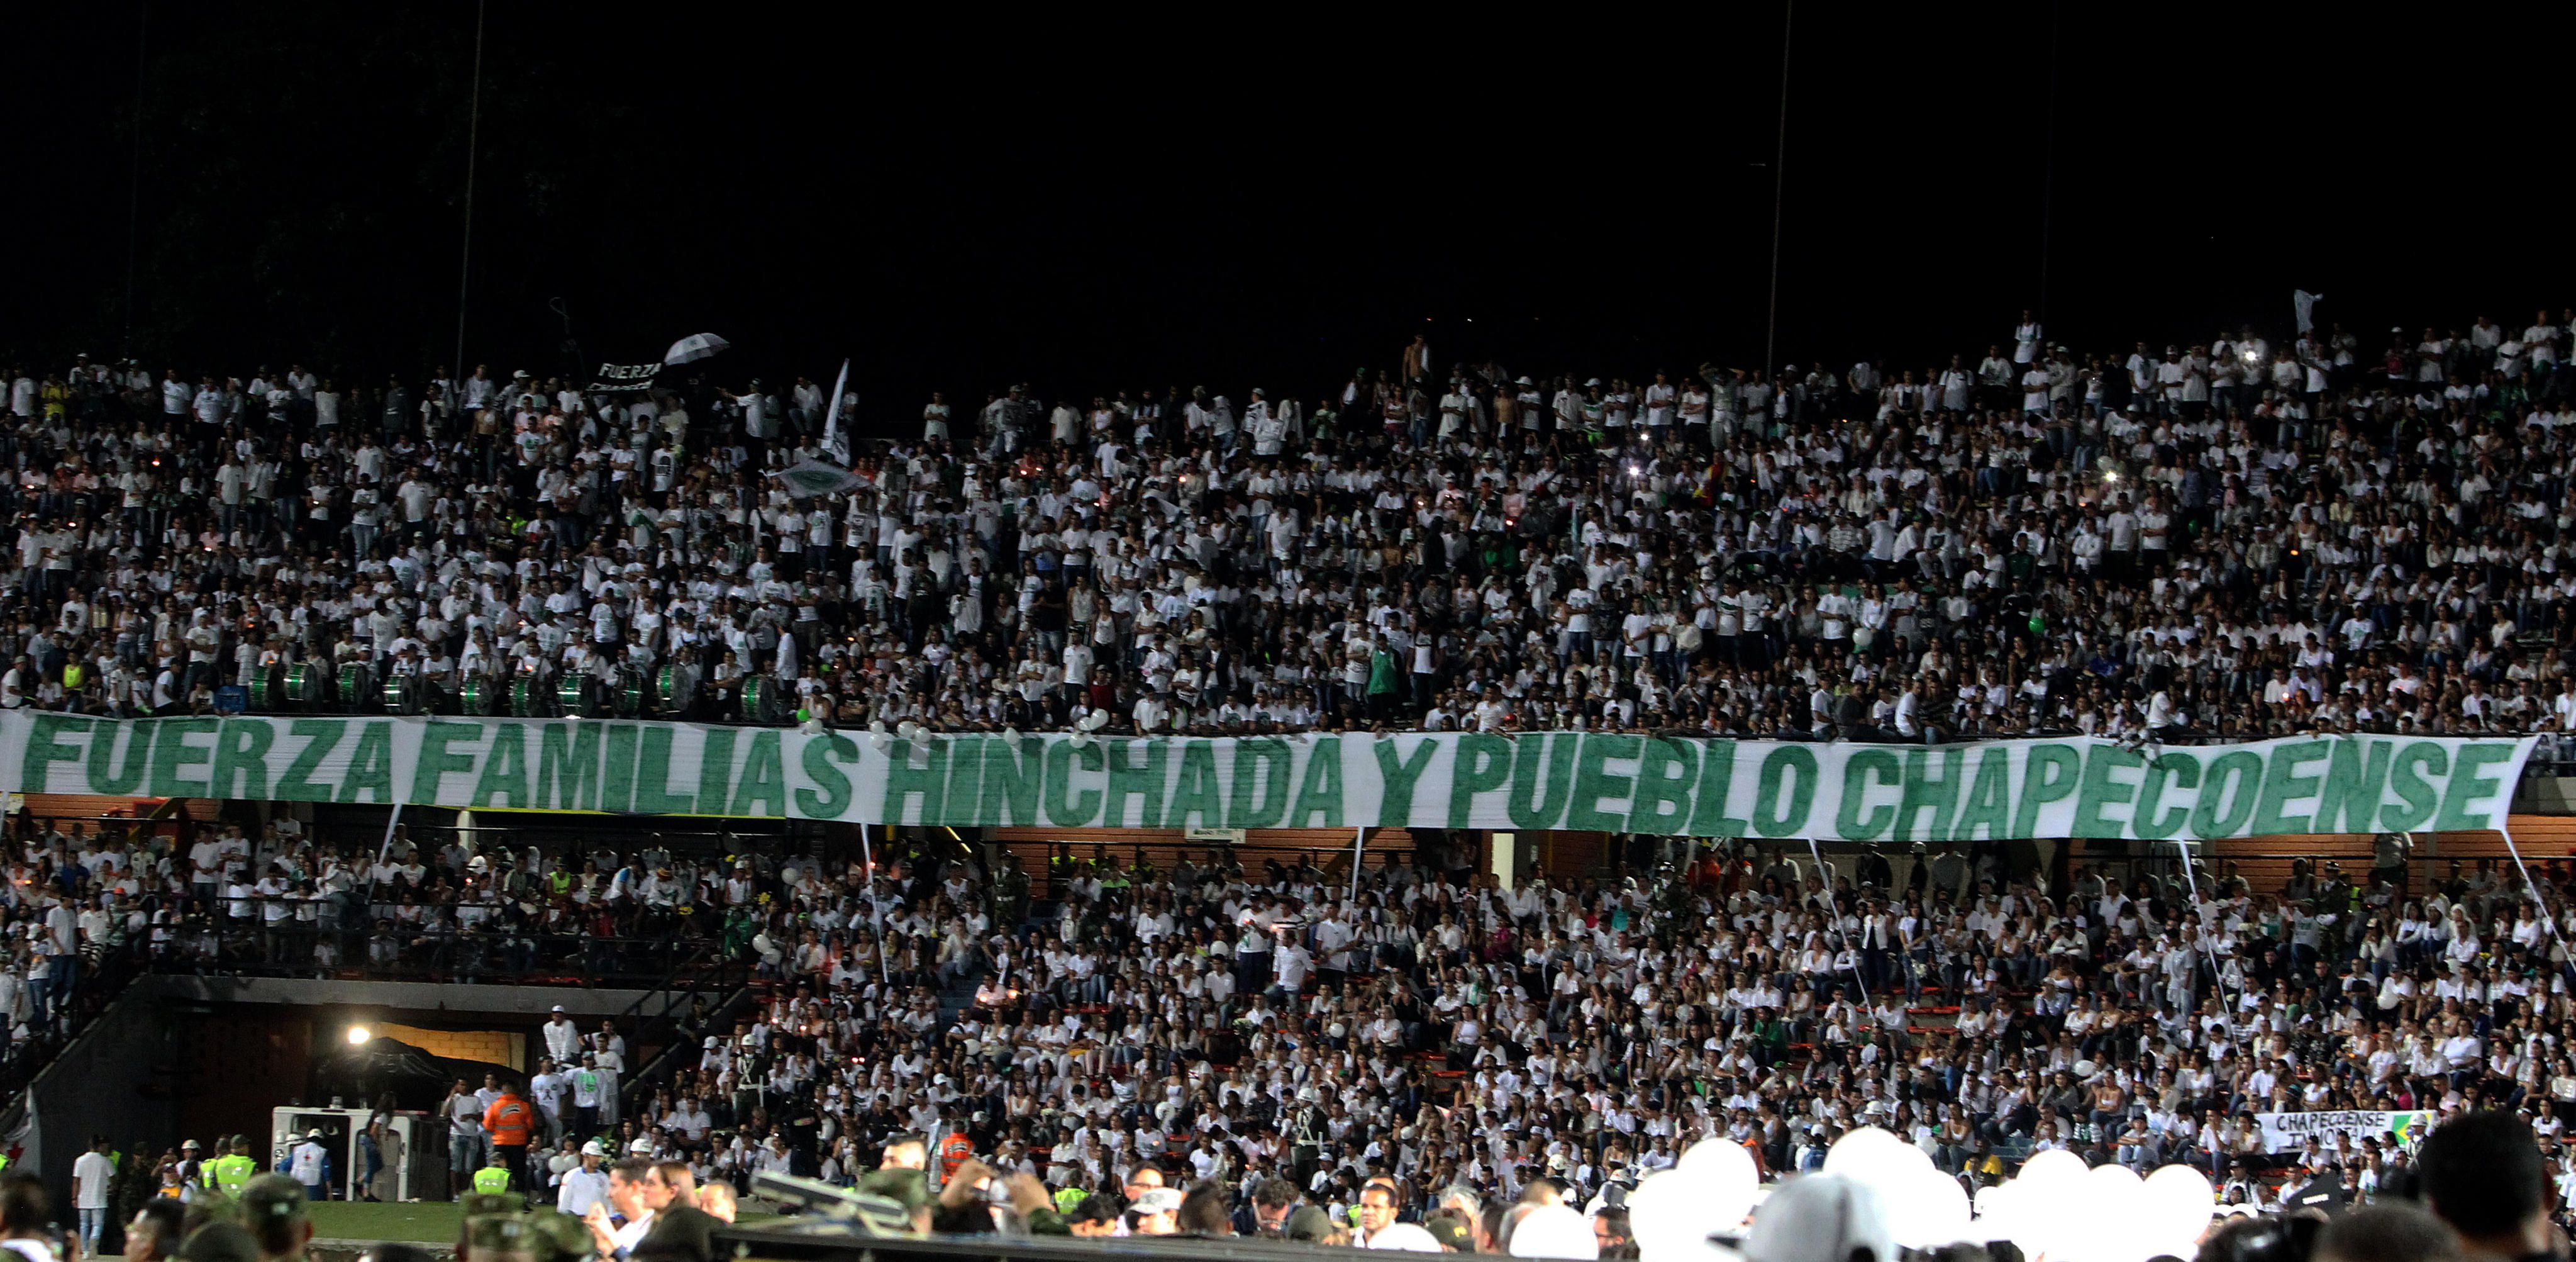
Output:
top-left (9, 6), bottom-right (2572, 435)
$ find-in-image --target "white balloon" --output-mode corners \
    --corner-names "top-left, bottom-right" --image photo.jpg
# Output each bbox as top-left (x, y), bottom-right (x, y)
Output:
top-left (2076, 1165), bottom-right (2148, 1262)
top-left (1511, 1203), bottom-right (1602, 1259)
top-left (1823, 1127), bottom-right (1911, 1192)
top-left (2141, 1164), bottom-right (2218, 1254)
top-left (1886, 1168), bottom-right (1974, 1250)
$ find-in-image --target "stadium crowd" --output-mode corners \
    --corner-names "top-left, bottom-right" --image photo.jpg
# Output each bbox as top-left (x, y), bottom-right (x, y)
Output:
top-left (11, 308), bottom-right (2576, 1253)
top-left (3, 311), bottom-right (2576, 744)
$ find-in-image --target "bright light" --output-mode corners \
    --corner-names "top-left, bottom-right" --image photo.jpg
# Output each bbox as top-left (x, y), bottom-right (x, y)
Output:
top-left (346, 1025), bottom-right (372, 1046)
top-left (2104, 471), bottom-right (2120, 483)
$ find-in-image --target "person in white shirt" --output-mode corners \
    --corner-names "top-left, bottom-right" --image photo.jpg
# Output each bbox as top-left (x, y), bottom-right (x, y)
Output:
top-left (556, 1142), bottom-right (613, 1217)
top-left (72, 1136), bottom-right (117, 1251)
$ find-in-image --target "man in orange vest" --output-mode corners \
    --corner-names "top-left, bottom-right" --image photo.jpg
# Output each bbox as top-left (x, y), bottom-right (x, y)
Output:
top-left (936, 1127), bottom-right (974, 1188)
top-left (482, 1081), bottom-right (536, 1195)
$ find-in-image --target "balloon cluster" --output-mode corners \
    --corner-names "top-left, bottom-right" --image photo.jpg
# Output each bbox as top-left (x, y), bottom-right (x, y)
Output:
top-left (1626, 1129), bottom-right (2216, 1262)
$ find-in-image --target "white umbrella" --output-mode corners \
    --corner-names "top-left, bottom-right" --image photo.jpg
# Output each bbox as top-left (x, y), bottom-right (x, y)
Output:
top-left (663, 332), bottom-right (731, 365)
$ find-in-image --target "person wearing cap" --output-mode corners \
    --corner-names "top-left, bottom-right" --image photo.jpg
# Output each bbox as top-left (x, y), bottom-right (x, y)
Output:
top-left (1124, 1187), bottom-right (1184, 1237)
top-left (239, 1174), bottom-right (314, 1262)
top-left (543, 1005), bottom-right (581, 1063)
top-left (555, 1142), bottom-right (611, 1217)
top-left (287, 1129), bottom-right (332, 1205)
top-left (209, 1135), bottom-right (260, 1197)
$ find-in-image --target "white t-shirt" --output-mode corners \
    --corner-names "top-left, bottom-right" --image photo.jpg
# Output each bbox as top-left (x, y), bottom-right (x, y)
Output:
top-left (73, 1149), bottom-right (116, 1209)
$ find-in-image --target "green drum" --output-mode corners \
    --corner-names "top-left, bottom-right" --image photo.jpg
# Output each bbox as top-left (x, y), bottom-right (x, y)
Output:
top-left (557, 674), bottom-right (590, 717)
top-left (284, 662), bottom-right (317, 706)
top-left (382, 673), bottom-right (411, 715)
top-left (460, 677), bottom-right (493, 715)
top-left (247, 667), bottom-right (279, 711)
top-left (614, 668), bottom-right (645, 718)
top-left (509, 678), bottom-right (541, 718)
top-left (655, 666), bottom-right (682, 716)
top-left (741, 675), bottom-right (773, 724)
top-left (337, 665), bottom-right (370, 710)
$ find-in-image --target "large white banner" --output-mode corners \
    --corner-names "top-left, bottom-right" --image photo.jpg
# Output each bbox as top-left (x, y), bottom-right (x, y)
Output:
top-left (2254, 1109), bottom-right (2433, 1154)
top-left (0, 713), bottom-right (2535, 839)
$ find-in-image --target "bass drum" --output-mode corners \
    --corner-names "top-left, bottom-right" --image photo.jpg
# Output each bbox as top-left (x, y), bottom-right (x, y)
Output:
top-left (246, 667), bottom-right (280, 712)
top-left (509, 678), bottom-right (543, 718)
top-left (557, 674), bottom-right (592, 718)
top-left (460, 676), bottom-right (494, 716)
top-left (336, 664), bottom-right (372, 712)
top-left (741, 676), bottom-right (775, 725)
top-left (381, 673), bottom-right (418, 715)
top-left (614, 667), bottom-right (647, 718)
top-left (283, 663), bottom-right (318, 707)
top-left (655, 666), bottom-right (684, 717)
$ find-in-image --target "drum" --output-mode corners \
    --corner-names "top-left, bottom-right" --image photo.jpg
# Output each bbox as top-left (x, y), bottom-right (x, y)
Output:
top-left (615, 668), bottom-right (646, 718)
top-left (247, 667), bottom-right (279, 711)
top-left (337, 664), bottom-right (371, 710)
top-left (460, 677), bottom-right (493, 716)
top-left (380, 673), bottom-right (411, 715)
top-left (655, 666), bottom-right (682, 716)
top-left (557, 674), bottom-right (591, 718)
top-left (509, 678), bottom-right (541, 718)
top-left (741, 676), bottom-right (774, 724)
top-left (284, 663), bottom-right (317, 705)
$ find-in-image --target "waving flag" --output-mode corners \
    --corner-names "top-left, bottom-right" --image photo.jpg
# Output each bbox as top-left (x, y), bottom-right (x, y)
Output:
top-left (775, 459), bottom-right (863, 499)
top-left (823, 357), bottom-right (852, 465)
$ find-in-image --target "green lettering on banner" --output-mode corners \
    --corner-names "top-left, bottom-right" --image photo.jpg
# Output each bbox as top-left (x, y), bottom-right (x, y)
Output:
top-left (944, 735), bottom-right (985, 820)
top-left (1167, 740), bottom-right (1224, 830)
top-left (538, 723), bottom-right (604, 811)
top-left (633, 726), bottom-right (696, 813)
top-left (210, 718), bottom-right (275, 800)
top-left (1951, 748), bottom-right (2014, 840)
top-left (1507, 734), bottom-right (1577, 829)
top-left (1043, 740), bottom-right (1105, 826)
top-left (600, 725), bottom-right (640, 812)
top-left (1567, 734), bottom-right (1641, 832)
top-left (795, 732), bottom-right (858, 816)
top-left (2380, 742), bottom-right (2445, 832)
top-left (984, 735), bottom-right (1048, 827)
top-left (730, 732), bottom-right (787, 817)
top-left (696, 728), bottom-right (739, 815)
top-left (1287, 735), bottom-right (1344, 827)
top-left (1448, 734), bottom-right (1513, 827)
top-left (2434, 744), bottom-right (2519, 832)
top-left (1894, 747), bottom-right (1964, 842)
top-left (1373, 737), bottom-right (1442, 825)
top-left (2246, 740), bottom-right (2331, 836)
top-left (2312, 738), bottom-right (2394, 835)
top-left (1752, 745), bottom-right (1817, 837)
top-left (2189, 751), bottom-right (2264, 837)
top-left (2010, 744), bottom-right (2083, 839)
top-left (411, 722), bottom-right (485, 805)
top-left (2071, 744), bottom-right (2143, 838)
top-left (21, 714), bottom-right (84, 791)
top-left (338, 722), bottom-right (397, 803)
top-left (148, 717), bottom-right (218, 798)
top-left (1835, 748), bottom-right (1900, 841)
top-left (1102, 739), bottom-right (1169, 827)
top-left (2133, 754), bottom-right (2200, 840)
top-left (1229, 739), bottom-right (1292, 829)
top-left (1626, 739), bottom-right (1696, 834)
top-left (882, 737), bottom-right (949, 824)
top-left (87, 718), bottom-right (154, 795)
top-left (473, 723), bottom-right (533, 808)
top-left (1686, 741), bottom-right (1753, 837)
top-left (276, 720), bottom-right (345, 802)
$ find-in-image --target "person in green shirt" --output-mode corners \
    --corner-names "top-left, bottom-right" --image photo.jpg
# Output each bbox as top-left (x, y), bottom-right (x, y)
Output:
top-left (1366, 639), bottom-right (1401, 720)
top-left (472, 1150), bottom-right (513, 1196)
top-left (208, 1137), bottom-right (259, 1197)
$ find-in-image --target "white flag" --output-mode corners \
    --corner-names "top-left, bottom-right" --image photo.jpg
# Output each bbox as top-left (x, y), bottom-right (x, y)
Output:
top-left (775, 459), bottom-right (863, 499)
top-left (2293, 291), bottom-right (2321, 334)
top-left (823, 358), bottom-right (851, 465)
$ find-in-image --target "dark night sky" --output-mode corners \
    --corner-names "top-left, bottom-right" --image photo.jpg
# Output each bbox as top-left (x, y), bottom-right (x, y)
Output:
top-left (9, 6), bottom-right (2572, 437)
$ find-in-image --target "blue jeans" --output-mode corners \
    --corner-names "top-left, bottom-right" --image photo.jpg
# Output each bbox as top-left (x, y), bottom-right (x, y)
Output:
top-left (80, 1207), bottom-right (104, 1251)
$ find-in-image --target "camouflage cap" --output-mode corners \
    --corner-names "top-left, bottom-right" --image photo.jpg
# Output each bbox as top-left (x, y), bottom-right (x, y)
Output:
top-left (180, 1222), bottom-right (261, 1262)
top-left (465, 1210), bottom-right (594, 1262)
top-left (462, 1192), bottom-right (530, 1218)
top-left (240, 1175), bottom-right (308, 1227)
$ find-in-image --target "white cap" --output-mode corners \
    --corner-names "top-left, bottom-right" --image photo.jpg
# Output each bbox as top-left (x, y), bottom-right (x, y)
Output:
top-left (1369, 1223), bottom-right (1444, 1251)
